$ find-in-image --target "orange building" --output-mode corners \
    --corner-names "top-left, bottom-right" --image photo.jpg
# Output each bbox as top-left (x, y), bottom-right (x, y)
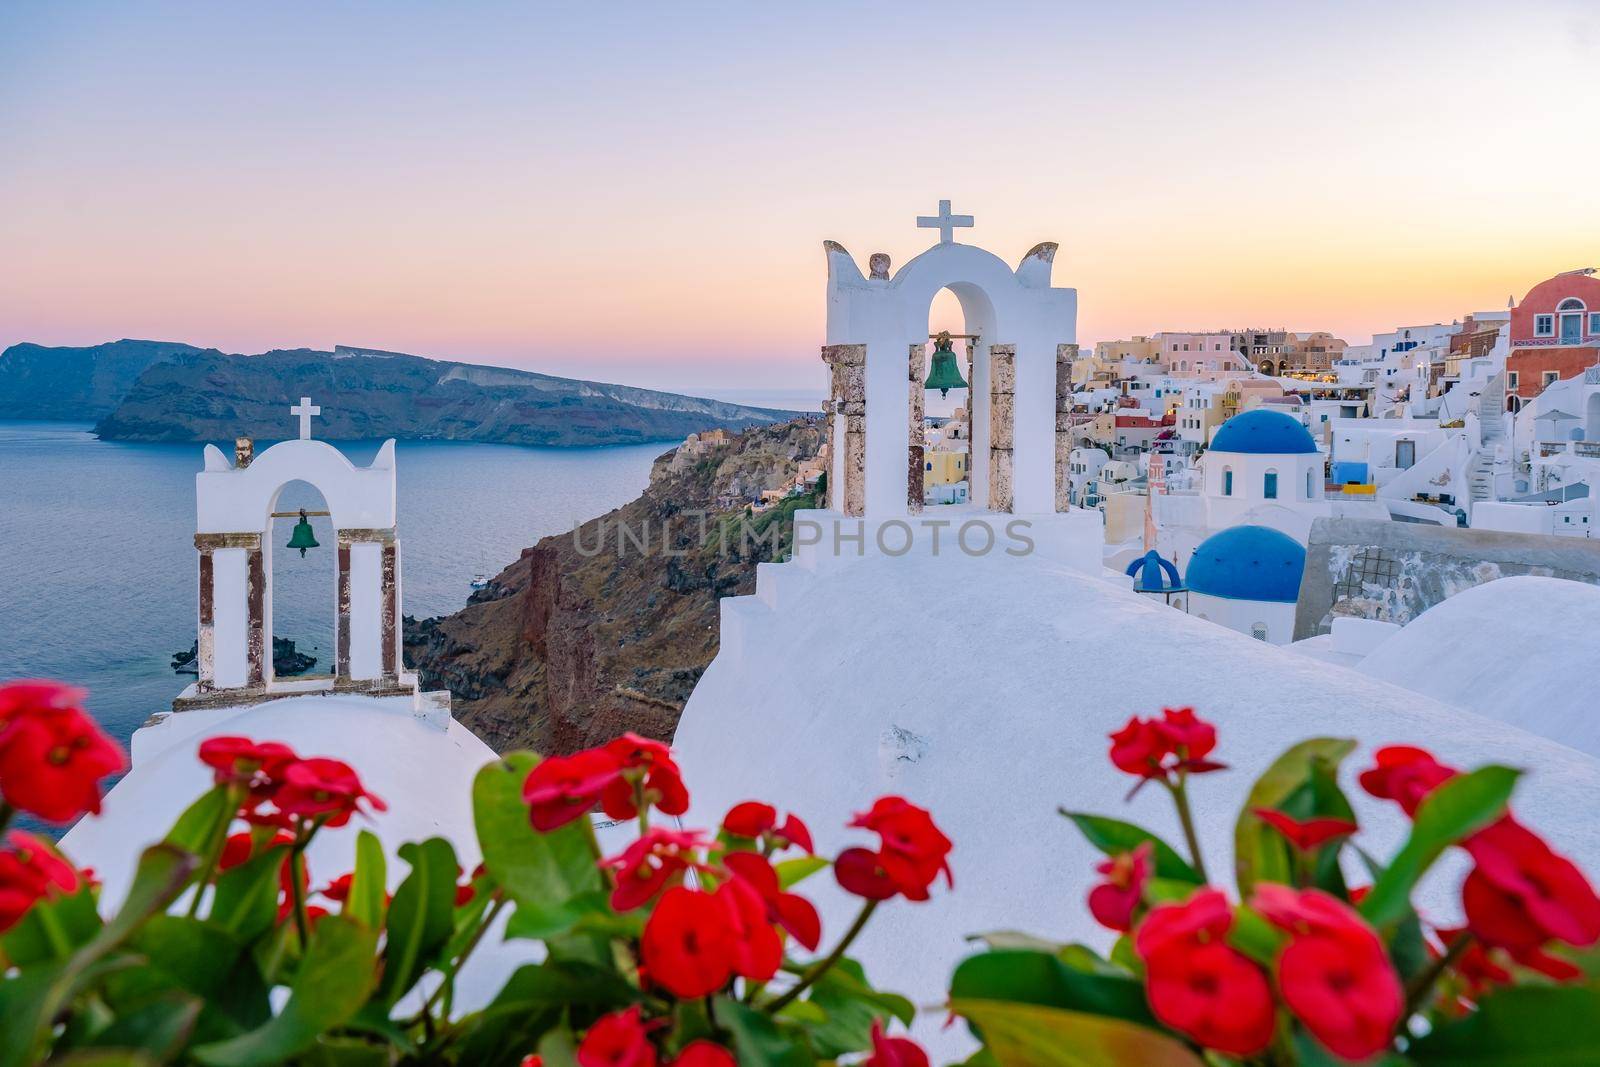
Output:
top-left (1506, 269), bottom-right (1600, 403)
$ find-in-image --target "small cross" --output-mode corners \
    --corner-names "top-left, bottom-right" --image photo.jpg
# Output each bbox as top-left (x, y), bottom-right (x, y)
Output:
top-left (916, 199), bottom-right (974, 244)
top-left (290, 396), bottom-right (321, 440)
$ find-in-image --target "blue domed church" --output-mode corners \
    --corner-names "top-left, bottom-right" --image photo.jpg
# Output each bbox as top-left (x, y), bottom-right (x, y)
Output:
top-left (1185, 524), bottom-right (1307, 643)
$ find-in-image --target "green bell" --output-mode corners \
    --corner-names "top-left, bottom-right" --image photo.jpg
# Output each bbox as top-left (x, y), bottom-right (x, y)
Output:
top-left (924, 332), bottom-right (969, 398)
top-left (286, 509), bottom-right (319, 557)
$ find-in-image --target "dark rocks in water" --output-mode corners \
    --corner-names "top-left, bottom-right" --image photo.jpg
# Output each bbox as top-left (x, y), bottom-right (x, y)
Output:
top-left (171, 637), bottom-right (316, 677)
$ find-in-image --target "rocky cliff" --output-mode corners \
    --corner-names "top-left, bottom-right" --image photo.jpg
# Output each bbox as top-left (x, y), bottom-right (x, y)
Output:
top-left (404, 416), bottom-right (825, 753)
top-left (3, 339), bottom-right (793, 446)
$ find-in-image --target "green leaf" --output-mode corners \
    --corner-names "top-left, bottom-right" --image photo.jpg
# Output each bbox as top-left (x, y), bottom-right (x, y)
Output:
top-left (375, 838), bottom-right (458, 1006)
top-left (1361, 765), bottom-right (1520, 927)
top-left (500, 889), bottom-right (622, 942)
top-left (774, 856), bottom-right (829, 890)
top-left (1058, 811), bottom-right (1201, 884)
top-left (207, 844), bottom-right (290, 942)
top-left (192, 914), bottom-right (380, 1067)
top-left (799, 958), bottom-right (913, 1059)
top-left (298, 1035), bottom-right (397, 1067)
top-left (44, 1053), bottom-right (161, 1067)
top-left (950, 950), bottom-right (1154, 1026)
top-left (345, 830), bottom-right (388, 930)
top-left (163, 785), bottom-right (236, 854)
top-left (1411, 983), bottom-right (1600, 1064)
top-left (1233, 738), bottom-right (1357, 895)
top-left (473, 753), bottom-right (604, 915)
top-left (714, 996), bottom-right (815, 1067)
top-left (950, 999), bottom-right (1204, 1067)
top-left (450, 959), bottom-right (635, 1065)
top-left (84, 992), bottom-right (202, 1058)
top-left (0, 882), bottom-right (103, 966)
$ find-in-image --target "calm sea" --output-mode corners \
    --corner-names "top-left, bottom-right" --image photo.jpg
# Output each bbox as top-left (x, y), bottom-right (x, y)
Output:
top-left (0, 422), bottom-right (665, 750)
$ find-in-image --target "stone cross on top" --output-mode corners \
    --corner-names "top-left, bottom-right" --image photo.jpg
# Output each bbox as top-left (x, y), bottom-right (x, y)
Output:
top-left (290, 396), bottom-right (321, 440)
top-left (917, 199), bottom-right (974, 244)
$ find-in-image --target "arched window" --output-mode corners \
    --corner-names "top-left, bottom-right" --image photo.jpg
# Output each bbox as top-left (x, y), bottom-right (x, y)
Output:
top-left (1222, 467), bottom-right (1233, 496)
top-left (1306, 469), bottom-right (1315, 498)
top-left (1558, 298), bottom-right (1587, 344)
top-left (1264, 469), bottom-right (1279, 499)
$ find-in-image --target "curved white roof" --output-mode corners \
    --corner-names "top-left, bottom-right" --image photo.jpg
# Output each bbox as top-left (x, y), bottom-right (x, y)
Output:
top-left (1357, 576), bottom-right (1600, 756)
top-left (673, 552), bottom-right (1600, 1050)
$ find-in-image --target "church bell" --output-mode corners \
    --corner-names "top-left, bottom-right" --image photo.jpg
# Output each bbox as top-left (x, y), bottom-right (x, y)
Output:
top-left (286, 509), bottom-right (319, 557)
top-left (923, 332), bottom-right (969, 398)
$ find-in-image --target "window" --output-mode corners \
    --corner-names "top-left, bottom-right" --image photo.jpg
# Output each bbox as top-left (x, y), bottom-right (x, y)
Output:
top-left (1306, 470), bottom-right (1315, 498)
top-left (1535, 314), bottom-right (1555, 337)
top-left (1264, 470), bottom-right (1278, 499)
top-left (1251, 623), bottom-right (1269, 642)
top-left (1508, 371), bottom-right (1519, 389)
top-left (1543, 371), bottom-right (1560, 387)
top-left (1591, 313), bottom-right (1600, 335)
top-left (1223, 468), bottom-right (1233, 496)
top-left (1558, 298), bottom-right (1586, 311)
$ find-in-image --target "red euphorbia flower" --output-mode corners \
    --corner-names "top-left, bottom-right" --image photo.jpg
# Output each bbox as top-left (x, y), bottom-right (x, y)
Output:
top-left (1359, 745), bottom-right (1457, 816)
top-left (1108, 715), bottom-right (1172, 779)
top-left (519, 1057), bottom-right (543, 1067)
top-left (864, 1019), bottom-right (930, 1067)
top-left (1134, 889), bottom-right (1273, 1057)
top-left (722, 800), bottom-right (814, 854)
top-left (1253, 885), bottom-right (1403, 1061)
top-left (274, 758), bottom-right (386, 827)
top-left (577, 1006), bottom-right (658, 1067)
top-left (1432, 925), bottom-right (1513, 999)
top-left (1088, 842), bottom-right (1151, 932)
top-left (669, 1041), bottom-right (735, 1067)
top-left (640, 886), bottom-right (737, 998)
top-left (600, 733), bottom-right (689, 822)
top-left (0, 831), bottom-right (81, 932)
top-left (522, 749), bottom-right (623, 832)
top-left (723, 850), bottom-right (821, 951)
top-left (1154, 706), bottom-right (1220, 767)
top-left (1253, 808), bottom-right (1358, 852)
top-left (197, 736), bottom-right (298, 792)
top-left (846, 796), bottom-right (952, 901)
top-left (1464, 816), bottom-right (1600, 951)
top-left (715, 876), bottom-right (783, 982)
top-left (602, 828), bottom-right (710, 911)
top-left (834, 847), bottom-right (898, 901)
top-left (0, 691), bottom-right (125, 822)
top-left (319, 872), bottom-right (353, 902)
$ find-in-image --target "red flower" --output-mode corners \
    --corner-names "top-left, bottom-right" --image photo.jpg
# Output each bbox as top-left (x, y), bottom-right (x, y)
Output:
top-left (1432, 925), bottom-right (1513, 999)
top-left (197, 736), bottom-right (298, 791)
top-left (274, 758), bottom-right (386, 827)
top-left (1358, 746), bottom-right (1457, 816)
top-left (577, 1006), bottom-right (657, 1067)
top-left (669, 1041), bottom-right (735, 1067)
top-left (1463, 816), bottom-right (1600, 951)
top-left (1254, 886), bottom-right (1403, 1061)
top-left (0, 686), bottom-right (125, 822)
top-left (599, 733), bottom-right (689, 822)
top-left (1087, 842), bottom-right (1151, 932)
top-left (219, 831), bottom-right (302, 917)
top-left (519, 1058), bottom-right (543, 1067)
top-left (320, 872), bottom-right (353, 902)
top-left (1253, 808), bottom-right (1358, 852)
top-left (834, 847), bottom-right (898, 900)
top-left (722, 801), bottom-right (814, 854)
top-left (0, 831), bottom-right (81, 932)
top-left (640, 886), bottom-right (736, 998)
top-left (522, 749), bottom-right (622, 832)
top-left (601, 828), bottom-right (709, 911)
top-left (845, 796), bottom-right (952, 901)
top-left (1154, 706), bottom-right (1219, 766)
top-left (715, 876), bottom-right (782, 982)
top-left (1133, 889), bottom-right (1273, 1057)
top-left (1108, 716), bottom-right (1172, 779)
top-left (864, 1019), bottom-right (930, 1067)
top-left (723, 850), bottom-right (821, 951)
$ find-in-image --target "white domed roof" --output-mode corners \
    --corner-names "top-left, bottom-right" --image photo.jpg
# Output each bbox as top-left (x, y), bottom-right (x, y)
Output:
top-left (1357, 576), bottom-right (1600, 756)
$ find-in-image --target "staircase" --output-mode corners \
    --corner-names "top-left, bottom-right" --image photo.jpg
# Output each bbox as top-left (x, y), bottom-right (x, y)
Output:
top-left (1468, 374), bottom-right (1507, 505)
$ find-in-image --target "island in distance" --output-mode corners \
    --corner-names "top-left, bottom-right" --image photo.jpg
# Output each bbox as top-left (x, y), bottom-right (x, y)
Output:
top-left (0, 339), bottom-right (796, 447)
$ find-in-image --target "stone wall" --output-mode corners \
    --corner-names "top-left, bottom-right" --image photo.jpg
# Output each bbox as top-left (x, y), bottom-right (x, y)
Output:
top-left (822, 344), bottom-right (867, 516)
top-left (1293, 516), bottom-right (1600, 640)
top-left (1055, 343), bottom-right (1078, 511)
top-left (907, 344), bottom-right (925, 513)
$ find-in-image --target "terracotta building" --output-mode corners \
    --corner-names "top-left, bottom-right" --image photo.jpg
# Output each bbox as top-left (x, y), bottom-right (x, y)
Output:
top-left (1506, 269), bottom-right (1600, 403)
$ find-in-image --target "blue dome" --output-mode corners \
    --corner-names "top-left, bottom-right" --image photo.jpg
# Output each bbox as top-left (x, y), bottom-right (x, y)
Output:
top-left (1187, 525), bottom-right (1306, 603)
top-left (1210, 409), bottom-right (1317, 455)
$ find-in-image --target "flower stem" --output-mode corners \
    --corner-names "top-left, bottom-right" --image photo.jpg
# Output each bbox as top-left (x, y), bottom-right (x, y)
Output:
top-left (0, 800), bottom-right (15, 838)
top-left (186, 784), bottom-right (243, 919)
top-left (764, 898), bottom-right (878, 1013)
top-left (1404, 931), bottom-right (1473, 1019)
top-left (1168, 775), bottom-right (1210, 884)
top-left (416, 893), bottom-right (507, 1023)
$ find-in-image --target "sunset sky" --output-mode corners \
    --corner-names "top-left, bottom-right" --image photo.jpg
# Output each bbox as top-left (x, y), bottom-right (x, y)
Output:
top-left (3, 1), bottom-right (1598, 393)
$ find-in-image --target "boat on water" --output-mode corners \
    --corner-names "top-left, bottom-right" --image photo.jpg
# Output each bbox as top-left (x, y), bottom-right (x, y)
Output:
top-left (470, 573), bottom-right (490, 590)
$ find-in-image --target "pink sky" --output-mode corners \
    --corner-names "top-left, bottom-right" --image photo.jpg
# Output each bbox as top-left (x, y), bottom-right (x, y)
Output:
top-left (3, 2), bottom-right (1598, 393)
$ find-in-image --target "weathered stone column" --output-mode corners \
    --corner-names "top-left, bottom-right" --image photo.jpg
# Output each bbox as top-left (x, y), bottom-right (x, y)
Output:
top-left (336, 540), bottom-right (352, 680)
top-left (907, 343), bottom-right (925, 513)
top-left (195, 544), bottom-right (215, 692)
top-left (381, 541), bottom-right (398, 679)
top-left (822, 344), bottom-right (867, 517)
top-left (245, 544), bottom-right (265, 688)
top-left (336, 527), bottom-right (399, 687)
top-left (988, 345), bottom-right (1016, 512)
top-left (1056, 343), bottom-right (1079, 511)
